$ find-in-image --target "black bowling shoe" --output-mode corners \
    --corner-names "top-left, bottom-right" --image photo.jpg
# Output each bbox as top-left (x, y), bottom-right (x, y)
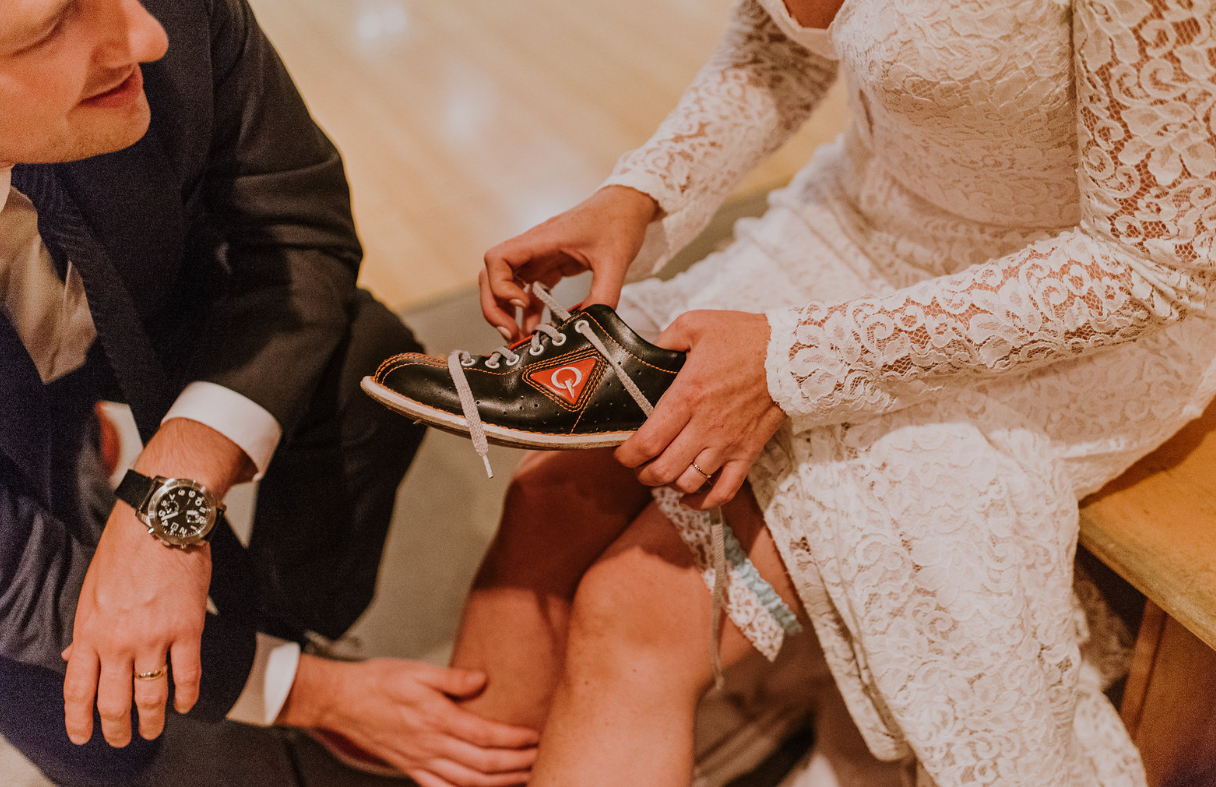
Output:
top-left (362, 294), bottom-right (685, 473)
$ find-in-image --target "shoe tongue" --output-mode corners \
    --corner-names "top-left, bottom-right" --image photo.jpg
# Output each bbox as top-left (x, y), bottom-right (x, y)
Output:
top-left (507, 335), bottom-right (532, 351)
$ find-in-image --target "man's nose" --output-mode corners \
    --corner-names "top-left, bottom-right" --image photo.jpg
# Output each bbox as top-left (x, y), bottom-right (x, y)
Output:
top-left (95, 0), bottom-right (169, 69)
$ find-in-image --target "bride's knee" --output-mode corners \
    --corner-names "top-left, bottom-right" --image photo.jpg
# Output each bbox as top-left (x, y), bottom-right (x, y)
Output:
top-left (493, 450), bottom-right (649, 551)
top-left (565, 538), bottom-right (708, 677)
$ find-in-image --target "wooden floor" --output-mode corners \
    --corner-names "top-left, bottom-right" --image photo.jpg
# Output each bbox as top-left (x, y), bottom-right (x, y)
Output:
top-left (246, 0), bottom-right (850, 311)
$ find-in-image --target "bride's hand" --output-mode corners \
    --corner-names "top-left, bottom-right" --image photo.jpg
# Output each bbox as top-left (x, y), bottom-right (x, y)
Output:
top-left (615, 310), bottom-right (787, 509)
top-left (481, 185), bottom-right (658, 341)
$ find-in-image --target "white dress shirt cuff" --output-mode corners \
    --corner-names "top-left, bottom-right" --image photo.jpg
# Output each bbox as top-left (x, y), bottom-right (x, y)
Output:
top-left (163, 382), bottom-right (281, 479)
top-left (225, 633), bottom-right (301, 726)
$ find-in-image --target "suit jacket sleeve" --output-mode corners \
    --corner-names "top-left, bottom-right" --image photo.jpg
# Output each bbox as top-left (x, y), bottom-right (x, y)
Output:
top-left (0, 465), bottom-right (256, 721)
top-left (0, 470), bottom-right (93, 674)
top-left (183, 0), bottom-right (364, 437)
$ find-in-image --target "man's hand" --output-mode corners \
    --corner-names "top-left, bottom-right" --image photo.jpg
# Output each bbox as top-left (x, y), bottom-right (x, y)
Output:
top-left (279, 655), bottom-right (539, 787)
top-left (481, 185), bottom-right (658, 341)
top-left (63, 418), bottom-right (255, 747)
top-left (615, 310), bottom-right (787, 509)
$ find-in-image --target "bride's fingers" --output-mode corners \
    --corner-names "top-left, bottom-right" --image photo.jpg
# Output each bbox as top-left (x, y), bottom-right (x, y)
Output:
top-left (681, 460), bottom-right (750, 510)
top-left (669, 448), bottom-right (719, 495)
top-left (673, 463), bottom-right (713, 495)
top-left (616, 400), bottom-right (692, 476)
top-left (483, 242), bottom-right (535, 310)
top-left (519, 292), bottom-right (547, 335)
top-left (479, 270), bottom-right (520, 340)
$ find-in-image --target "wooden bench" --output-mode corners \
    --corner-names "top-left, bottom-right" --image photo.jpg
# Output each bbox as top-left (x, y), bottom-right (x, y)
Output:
top-left (1079, 399), bottom-right (1216, 785)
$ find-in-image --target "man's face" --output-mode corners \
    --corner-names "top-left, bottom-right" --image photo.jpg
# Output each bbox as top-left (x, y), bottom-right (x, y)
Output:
top-left (0, 0), bottom-right (168, 166)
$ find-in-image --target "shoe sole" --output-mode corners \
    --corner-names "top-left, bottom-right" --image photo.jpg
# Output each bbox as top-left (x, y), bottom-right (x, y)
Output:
top-left (362, 377), bottom-right (637, 450)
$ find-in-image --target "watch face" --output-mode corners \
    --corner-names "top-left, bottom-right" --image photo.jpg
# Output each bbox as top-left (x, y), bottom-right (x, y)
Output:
top-left (147, 479), bottom-right (218, 546)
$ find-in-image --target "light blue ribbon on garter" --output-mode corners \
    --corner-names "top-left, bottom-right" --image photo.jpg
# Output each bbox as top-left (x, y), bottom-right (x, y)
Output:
top-left (721, 523), bottom-right (803, 636)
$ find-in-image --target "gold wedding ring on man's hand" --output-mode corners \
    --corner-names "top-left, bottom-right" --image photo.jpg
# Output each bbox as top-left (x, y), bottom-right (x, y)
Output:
top-left (134, 665), bottom-right (168, 681)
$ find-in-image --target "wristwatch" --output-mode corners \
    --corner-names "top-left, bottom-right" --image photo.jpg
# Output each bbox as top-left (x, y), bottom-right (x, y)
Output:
top-left (115, 470), bottom-right (224, 548)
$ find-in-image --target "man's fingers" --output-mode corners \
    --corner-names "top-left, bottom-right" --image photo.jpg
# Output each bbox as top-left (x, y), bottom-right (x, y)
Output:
top-left (425, 758), bottom-right (535, 787)
top-left (63, 648), bottom-right (100, 745)
top-left (442, 703), bottom-right (540, 750)
top-left (96, 658), bottom-right (134, 747)
top-left (133, 653), bottom-right (169, 741)
top-left (409, 770), bottom-right (460, 787)
top-left (439, 736), bottom-right (538, 774)
top-left (411, 663), bottom-right (483, 697)
top-left (169, 638), bottom-right (202, 714)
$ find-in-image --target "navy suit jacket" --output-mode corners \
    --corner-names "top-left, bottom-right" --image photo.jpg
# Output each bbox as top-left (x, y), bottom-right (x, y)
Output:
top-left (0, 0), bottom-right (362, 719)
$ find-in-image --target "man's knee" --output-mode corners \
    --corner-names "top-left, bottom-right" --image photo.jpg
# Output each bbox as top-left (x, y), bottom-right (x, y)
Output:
top-left (343, 289), bottom-right (424, 385)
top-left (289, 289), bottom-right (425, 457)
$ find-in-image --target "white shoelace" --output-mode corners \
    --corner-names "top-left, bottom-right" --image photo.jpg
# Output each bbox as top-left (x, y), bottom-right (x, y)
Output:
top-left (448, 283), bottom-right (729, 689)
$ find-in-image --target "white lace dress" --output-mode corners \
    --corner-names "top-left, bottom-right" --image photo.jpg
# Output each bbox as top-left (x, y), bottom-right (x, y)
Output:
top-left (601, 0), bottom-right (1216, 784)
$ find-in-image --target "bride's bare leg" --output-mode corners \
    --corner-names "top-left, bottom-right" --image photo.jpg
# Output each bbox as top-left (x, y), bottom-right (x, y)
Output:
top-left (449, 448), bottom-right (652, 729)
top-left (531, 485), bottom-right (806, 786)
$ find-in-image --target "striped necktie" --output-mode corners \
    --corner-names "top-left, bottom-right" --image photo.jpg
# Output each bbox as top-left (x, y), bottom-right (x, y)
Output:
top-left (10, 164), bottom-right (172, 440)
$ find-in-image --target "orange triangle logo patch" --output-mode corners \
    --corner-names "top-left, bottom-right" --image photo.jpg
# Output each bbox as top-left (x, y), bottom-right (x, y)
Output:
top-left (526, 357), bottom-right (599, 406)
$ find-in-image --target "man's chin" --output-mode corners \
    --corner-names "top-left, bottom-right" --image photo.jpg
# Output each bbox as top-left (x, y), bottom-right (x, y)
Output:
top-left (17, 100), bottom-right (153, 165)
top-left (71, 100), bottom-right (154, 160)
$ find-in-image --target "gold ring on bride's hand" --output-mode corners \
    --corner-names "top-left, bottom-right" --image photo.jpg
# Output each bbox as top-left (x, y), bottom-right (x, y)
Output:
top-left (690, 462), bottom-right (713, 482)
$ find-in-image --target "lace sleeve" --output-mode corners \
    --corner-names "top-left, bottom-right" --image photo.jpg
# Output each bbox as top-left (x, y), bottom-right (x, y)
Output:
top-left (765, 0), bottom-right (1216, 425)
top-left (601, 0), bottom-right (839, 279)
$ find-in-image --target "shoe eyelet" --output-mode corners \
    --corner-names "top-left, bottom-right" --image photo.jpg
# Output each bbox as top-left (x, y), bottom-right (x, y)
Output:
top-left (574, 319), bottom-right (590, 332)
top-left (460, 356), bottom-right (476, 367)
top-left (485, 358), bottom-right (501, 369)
top-left (506, 354), bottom-right (522, 367)
top-left (529, 344), bottom-right (544, 356)
top-left (551, 333), bottom-right (567, 346)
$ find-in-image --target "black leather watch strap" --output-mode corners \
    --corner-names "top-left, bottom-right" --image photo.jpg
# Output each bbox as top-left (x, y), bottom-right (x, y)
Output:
top-left (115, 469), bottom-right (157, 512)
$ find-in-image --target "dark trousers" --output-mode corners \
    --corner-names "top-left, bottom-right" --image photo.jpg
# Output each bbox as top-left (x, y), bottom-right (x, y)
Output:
top-left (0, 291), bottom-right (426, 786)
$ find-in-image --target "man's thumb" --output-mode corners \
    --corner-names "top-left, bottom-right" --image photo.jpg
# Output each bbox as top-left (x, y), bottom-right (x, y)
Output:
top-left (431, 666), bottom-right (488, 698)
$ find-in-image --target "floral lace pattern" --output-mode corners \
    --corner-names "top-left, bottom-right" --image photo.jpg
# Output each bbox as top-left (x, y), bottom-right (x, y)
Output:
top-left (606, 0), bottom-right (1216, 784)
top-left (768, 0), bottom-right (1216, 426)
